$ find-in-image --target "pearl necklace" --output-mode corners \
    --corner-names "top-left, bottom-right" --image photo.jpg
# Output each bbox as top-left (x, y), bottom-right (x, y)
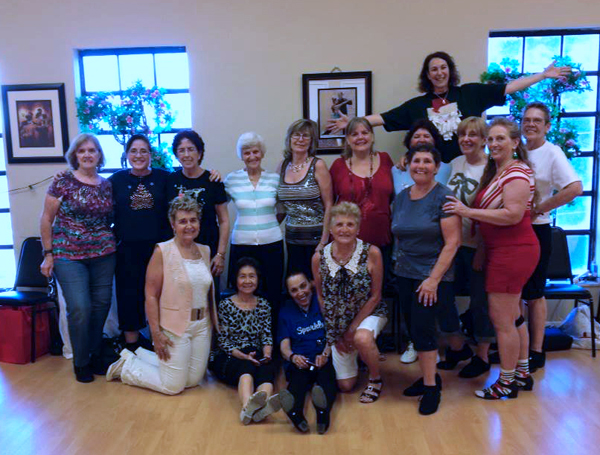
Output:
top-left (289, 157), bottom-right (310, 173)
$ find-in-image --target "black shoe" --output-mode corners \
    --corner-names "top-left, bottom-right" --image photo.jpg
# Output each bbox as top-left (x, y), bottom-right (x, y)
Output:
top-left (316, 409), bottom-right (330, 434)
top-left (74, 364), bottom-right (94, 383)
top-left (403, 374), bottom-right (442, 397)
top-left (91, 355), bottom-right (109, 376)
top-left (437, 345), bottom-right (473, 370)
top-left (514, 375), bottom-right (535, 391)
top-left (458, 356), bottom-right (491, 378)
top-left (529, 350), bottom-right (545, 373)
top-left (137, 335), bottom-right (154, 351)
top-left (418, 386), bottom-right (441, 415)
top-left (488, 351), bottom-right (500, 364)
top-left (288, 411), bottom-right (309, 433)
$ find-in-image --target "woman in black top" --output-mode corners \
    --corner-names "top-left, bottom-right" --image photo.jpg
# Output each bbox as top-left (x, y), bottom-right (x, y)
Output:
top-left (166, 130), bottom-right (230, 297)
top-left (109, 134), bottom-right (170, 350)
top-left (329, 51), bottom-right (570, 163)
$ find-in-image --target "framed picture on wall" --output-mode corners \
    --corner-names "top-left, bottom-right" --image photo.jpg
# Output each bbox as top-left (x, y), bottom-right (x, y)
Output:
top-left (302, 71), bottom-right (372, 155)
top-left (1, 83), bottom-right (69, 164)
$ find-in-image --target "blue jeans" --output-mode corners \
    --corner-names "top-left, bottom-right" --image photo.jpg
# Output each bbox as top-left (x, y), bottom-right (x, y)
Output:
top-left (54, 253), bottom-right (116, 367)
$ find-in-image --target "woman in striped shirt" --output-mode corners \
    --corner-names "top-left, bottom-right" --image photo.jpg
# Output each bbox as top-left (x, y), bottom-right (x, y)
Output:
top-left (444, 117), bottom-right (539, 400)
top-left (225, 132), bottom-right (283, 310)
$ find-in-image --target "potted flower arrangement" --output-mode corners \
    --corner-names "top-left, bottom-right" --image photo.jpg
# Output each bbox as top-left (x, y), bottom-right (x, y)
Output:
top-left (76, 80), bottom-right (176, 169)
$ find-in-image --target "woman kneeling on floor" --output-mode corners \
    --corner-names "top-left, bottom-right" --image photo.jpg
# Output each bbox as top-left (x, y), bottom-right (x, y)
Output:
top-left (278, 271), bottom-right (337, 434)
top-left (106, 194), bottom-right (215, 394)
top-left (312, 202), bottom-right (387, 404)
top-left (210, 257), bottom-right (280, 424)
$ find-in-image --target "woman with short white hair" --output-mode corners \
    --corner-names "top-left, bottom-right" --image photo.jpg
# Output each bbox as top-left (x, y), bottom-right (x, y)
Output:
top-left (224, 132), bottom-right (283, 310)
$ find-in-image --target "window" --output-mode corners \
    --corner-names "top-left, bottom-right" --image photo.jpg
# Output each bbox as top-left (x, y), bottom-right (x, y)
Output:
top-left (0, 106), bottom-right (16, 288)
top-left (78, 47), bottom-right (192, 175)
top-left (488, 29), bottom-right (600, 274)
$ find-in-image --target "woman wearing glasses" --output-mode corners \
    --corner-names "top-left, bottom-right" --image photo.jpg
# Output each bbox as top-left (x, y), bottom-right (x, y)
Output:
top-left (277, 120), bottom-right (333, 278)
top-left (109, 134), bottom-right (171, 351)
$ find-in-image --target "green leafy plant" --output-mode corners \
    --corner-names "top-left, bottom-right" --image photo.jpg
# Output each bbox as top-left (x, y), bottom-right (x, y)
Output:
top-left (480, 56), bottom-right (592, 159)
top-left (76, 80), bottom-right (176, 170)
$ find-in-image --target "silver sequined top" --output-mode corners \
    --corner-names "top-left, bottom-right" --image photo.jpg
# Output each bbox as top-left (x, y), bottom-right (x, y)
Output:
top-left (278, 158), bottom-right (324, 245)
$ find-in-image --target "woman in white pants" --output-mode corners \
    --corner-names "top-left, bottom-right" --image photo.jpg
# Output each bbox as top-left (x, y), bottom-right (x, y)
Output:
top-left (106, 194), bottom-right (216, 394)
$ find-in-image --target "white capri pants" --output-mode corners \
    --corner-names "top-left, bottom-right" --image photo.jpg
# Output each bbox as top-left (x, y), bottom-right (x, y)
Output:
top-left (120, 317), bottom-right (211, 395)
top-left (331, 315), bottom-right (387, 380)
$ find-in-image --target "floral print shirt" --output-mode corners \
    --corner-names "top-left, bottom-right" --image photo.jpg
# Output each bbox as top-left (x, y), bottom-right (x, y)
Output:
top-left (320, 239), bottom-right (386, 346)
top-left (216, 296), bottom-right (273, 354)
top-left (47, 170), bottom-right (116, 260)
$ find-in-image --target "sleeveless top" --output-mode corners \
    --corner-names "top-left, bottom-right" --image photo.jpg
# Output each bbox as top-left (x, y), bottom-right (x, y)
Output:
top-left (183, 259), bottom-right (213, 310)
top-left (278, 157), bottom-right (324, 245)
top-left (159, 239), bottom-right (214, 336)
top-left (319, 239), bottom-right (387, 345)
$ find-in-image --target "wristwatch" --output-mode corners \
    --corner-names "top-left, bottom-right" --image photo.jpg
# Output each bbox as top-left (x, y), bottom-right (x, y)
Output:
top-left (42, 249), bottom-right (53, 256)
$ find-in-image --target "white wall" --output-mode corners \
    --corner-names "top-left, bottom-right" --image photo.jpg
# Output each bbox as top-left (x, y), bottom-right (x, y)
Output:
top-left (1, 0), bottom-right (598, 254)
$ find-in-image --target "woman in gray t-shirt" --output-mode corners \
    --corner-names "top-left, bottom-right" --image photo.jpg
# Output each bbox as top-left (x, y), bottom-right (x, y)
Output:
top-left (390, 144), bottom-right (462, 416)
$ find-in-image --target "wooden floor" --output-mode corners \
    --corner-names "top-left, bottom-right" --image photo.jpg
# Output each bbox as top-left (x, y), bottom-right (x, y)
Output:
top-left (0, 350), bottom-right (599, 455)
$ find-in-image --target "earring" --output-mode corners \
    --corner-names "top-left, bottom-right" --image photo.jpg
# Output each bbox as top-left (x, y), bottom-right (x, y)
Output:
top-left (513, 150), bottom-right (518, 159)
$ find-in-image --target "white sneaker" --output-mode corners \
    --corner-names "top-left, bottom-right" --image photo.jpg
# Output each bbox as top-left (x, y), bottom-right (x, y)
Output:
top-left (240, 391), bottom-right (267, 425)
top-left (252, 393), bottom-right (282, 422)
top-left (106, 349), bottom-right (135, 381)
top-left (400, 342), bottom-right (418, 364)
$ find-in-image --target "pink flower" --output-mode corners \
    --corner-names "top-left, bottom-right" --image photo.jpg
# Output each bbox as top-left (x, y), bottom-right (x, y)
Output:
top-left (505, 67), bottom-right (512, 73)
top-left (86, 100), bottom-right (95, 106)
top-left (510, 99), bottom-right (516, 105)
top-left (83, 108), bottom-right (90, 114)
top-left (523, 93), bottom-right (530, 99)
top-left (566, 139), bottom-right (576, 147)
top-left (152, 90), bottom-right (160, 98)
top-left (560, 128), bottom-right (568, 134)
top-left (126, 116), bottom-right (133, 124)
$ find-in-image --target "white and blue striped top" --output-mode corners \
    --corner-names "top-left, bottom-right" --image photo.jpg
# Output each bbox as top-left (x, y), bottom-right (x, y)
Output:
top-left (224, 169), bottom-right (283, 245)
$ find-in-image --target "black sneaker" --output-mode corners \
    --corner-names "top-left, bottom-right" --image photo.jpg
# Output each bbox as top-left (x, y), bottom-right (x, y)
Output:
top-left (288, 411), bottom-right (309, 433)
top-left (458, 356), bottom-right (491, 378)
top-left (419, 386), bottom-right (441, 415)
top-left (403, 374), bottom-right (442, 397)
top-left (529, 350), bottom-right (546, 372)
top-left (437, 345), bottom-right (473, 370)
top-left (74, 364), bottom-right (94, 383)
top-left (316, 409), bottom-right (330, 434)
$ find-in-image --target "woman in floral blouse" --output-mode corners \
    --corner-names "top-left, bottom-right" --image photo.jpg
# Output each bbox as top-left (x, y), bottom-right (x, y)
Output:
top-left (40, 133), bottom-right (116, 383)
top-left (210, 257), bottom-right (280, 425)
top-left (312, 202), bottom-right (387, 404)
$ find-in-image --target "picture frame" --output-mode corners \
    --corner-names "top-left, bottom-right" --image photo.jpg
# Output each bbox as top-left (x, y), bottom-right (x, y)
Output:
top-left (302, 71), bottom-right (372, 155)
top-left (1, 83), bottom-right (69, 164)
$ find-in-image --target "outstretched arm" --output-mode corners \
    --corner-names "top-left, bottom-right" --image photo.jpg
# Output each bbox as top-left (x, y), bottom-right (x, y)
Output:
top-left (505, 61), bottom-right (572, 95)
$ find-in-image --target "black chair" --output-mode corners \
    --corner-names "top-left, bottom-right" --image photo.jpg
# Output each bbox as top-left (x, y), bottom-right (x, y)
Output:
top-left (0, 237), bottom-right (59, 363)
top-left (544, 226), bottom-right (596, 357)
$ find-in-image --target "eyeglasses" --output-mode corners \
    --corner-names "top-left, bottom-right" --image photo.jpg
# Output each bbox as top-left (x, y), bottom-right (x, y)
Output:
top-left (522, 118), bottom-right (546, 125)
top-left (291, 133), bottom-right (311, 140)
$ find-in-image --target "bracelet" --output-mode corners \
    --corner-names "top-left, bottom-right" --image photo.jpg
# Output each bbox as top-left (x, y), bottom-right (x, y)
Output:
top-left (289, 353), bottom-right (296, 362)
top-left (216, 252), bottom-right (225, 259)
top-left (42, 249), bottom-right (53, 257)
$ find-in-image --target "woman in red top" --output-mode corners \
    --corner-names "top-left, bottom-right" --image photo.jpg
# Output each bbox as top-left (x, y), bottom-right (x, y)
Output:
top-left (330, 117), bottom-right (394, 259)
top-left (444, 117), bottom-right (539, 400)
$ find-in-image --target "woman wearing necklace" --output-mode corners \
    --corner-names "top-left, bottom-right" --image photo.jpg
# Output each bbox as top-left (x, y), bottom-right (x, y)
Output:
top-left (444, 118), bottom-right (538, 400)
top-left (210, 257), bottom-right (280, 425)
top-left (109, 134), bottom-right (171, 352)
top-left (329, 118), bottom-right (394, 273)
top-left (167, 130), bottom-right (230, 298)
top-left (329, 51), bottom-right (571, 164)
top-left (224, 132), bottom-right (283, 313)
top-left (277, 119), bottom-right (333, 278)
top-left (106, 195), bottom-right (216, 395)
top-left (312, 202), bottom-right (387, 404)
top-left (391, 143), bottom-right (462, 415)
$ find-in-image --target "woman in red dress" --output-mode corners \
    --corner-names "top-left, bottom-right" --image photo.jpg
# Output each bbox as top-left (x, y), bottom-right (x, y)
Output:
top-left (444, 117), bottom-right (539, 399)
top-left (329, 118), bottom-right (394, 270)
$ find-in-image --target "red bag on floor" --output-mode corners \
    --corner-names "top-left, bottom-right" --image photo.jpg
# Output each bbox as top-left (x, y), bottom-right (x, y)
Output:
top-left (0, 305), bottom-right (51, 364)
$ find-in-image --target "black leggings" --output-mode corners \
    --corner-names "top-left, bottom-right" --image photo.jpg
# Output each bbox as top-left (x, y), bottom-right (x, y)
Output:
top-left (210, 349), bottom-right (276, 387)
top-left (285, 361), bottom-right (337, 413)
